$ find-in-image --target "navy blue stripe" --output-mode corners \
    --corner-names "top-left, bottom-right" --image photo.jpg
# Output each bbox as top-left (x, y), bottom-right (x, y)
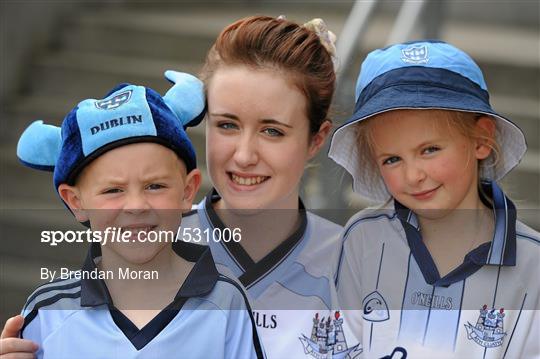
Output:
top-left (422, 286), bottom-right (436, 345)
top-left (398, 252), bottom-right (412, 338)
top-left (24, 279), bottom-right (81, 312)
top-left (376, 243), bottom-right (385, 289)
top-left (517, 233), bottom-right (540, 245)
top-left (217, 275), bottom-right (265, 359)
top-left (355, 66), bottom-right (489, 112)
top-left (369, 322), bottom-right (374, 351)
top-left (502, 293), bottom-right (527, 359)
top-left (334, 240), bottom-right (345, 287)
top-left (21, 291), bottom-right (81, 334)
top-left (453, 279), bottom-right (466, 351)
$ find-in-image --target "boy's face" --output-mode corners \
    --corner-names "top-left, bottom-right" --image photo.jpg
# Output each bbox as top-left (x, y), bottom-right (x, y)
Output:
top-left (369, 110), bottom-right (491, 218)
top-left (59, 142), bottom-right (201, 264)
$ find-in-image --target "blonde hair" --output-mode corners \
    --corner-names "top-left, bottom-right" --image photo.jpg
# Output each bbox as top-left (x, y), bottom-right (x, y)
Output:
top-left (355, 109), bottom-right (502, 182)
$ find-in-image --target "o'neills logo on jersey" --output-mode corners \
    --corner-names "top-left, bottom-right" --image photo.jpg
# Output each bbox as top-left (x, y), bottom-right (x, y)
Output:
top-left (465, 305), bottom-right (507, 348)
top-left (252, 311), bottom-right (277, 329)
top-left (411, 291), bottom-right (453, 310)
top-left (90, 115), bottom-right (143, 135)
top-left (299, 311), bottom-right (362, 359)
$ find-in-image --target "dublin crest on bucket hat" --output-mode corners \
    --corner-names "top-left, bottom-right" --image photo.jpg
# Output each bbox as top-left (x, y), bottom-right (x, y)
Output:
top-left (328, 40), bottom-right (526, 202)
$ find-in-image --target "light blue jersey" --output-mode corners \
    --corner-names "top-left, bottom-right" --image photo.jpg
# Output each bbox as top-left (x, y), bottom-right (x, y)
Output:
top-left (183, 189), bottom-right (362, 359)
top-left (336, 182), bottom-right (539, 358)
top-left (21, 240), bottom-right (264, 359)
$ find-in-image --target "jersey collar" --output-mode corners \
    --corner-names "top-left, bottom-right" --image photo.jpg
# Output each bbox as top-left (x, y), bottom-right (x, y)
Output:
top-left (80, 240), bottom-right (219, 307)
top-left (203, 188), bottom-right (308, 288)
top-left (394, 181), bottom-right (517, 286)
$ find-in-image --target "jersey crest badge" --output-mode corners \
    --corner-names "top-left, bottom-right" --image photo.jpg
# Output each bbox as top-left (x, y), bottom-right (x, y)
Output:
top-left (95, 90), bottom-right (132, 110)
top-left (401, 45), bottom-right (429, 64)
top-left (464, 305), bottom-right (507, 348)
top-left (362, 291), bottom-right (390, 322)
top-left (299, 311), bottom-right (362, 359)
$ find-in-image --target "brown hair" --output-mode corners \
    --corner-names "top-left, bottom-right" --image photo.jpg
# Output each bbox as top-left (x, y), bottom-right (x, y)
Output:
top-left (200, 16), bottom-right (336, 136)
top-left (355, 109), bottom-right (502, 178)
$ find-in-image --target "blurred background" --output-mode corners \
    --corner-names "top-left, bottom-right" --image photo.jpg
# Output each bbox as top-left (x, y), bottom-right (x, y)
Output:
top-left (1, 0), bottom-right (538, 324)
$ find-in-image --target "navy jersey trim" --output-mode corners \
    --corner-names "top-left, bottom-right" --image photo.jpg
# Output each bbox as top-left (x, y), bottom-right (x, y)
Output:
top-left (23, 278), bottom-right (81, 312)
top-left (502, 293), bottom-right (527, 359)
top-left (395, 181), bottom-right (516, 287)
top-left (22, 291), bottom-right (82, 334)
top-left (109, 296), bottom-right (189, 351)
top-left (80, 240), bottom-right (219, 306)
top-left (517, 233), bottom-right (540, 245)
top-left (205, 190), bottom-right (255, 270)
top-left (182, 209), bottom-right (197, 218)
top-left (217, 275), bottom-right (265, 359)
top-left (204, 188), bottom-right (308, 289)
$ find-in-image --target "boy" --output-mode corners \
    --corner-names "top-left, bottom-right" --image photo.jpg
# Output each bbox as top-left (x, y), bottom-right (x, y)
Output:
top-left (329, 40), bottom-right (539, 358)
top-left (10, 76), bottom-right (264, 358)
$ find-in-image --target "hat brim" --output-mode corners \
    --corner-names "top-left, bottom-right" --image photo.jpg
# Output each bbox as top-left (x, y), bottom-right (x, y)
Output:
top-left (329, 84), bottom-right (527, 202)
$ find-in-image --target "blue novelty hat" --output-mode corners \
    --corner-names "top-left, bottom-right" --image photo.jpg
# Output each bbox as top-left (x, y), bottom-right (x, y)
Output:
top-left (329, 40), bottom-right (526, 202)
top-left (17, 71), bottom-right (205, 190)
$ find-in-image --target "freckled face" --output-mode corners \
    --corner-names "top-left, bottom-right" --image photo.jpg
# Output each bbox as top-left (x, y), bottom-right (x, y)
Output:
top-left (72, 143), bottom-right (196, 264)
top-left (370, 110), bottom-right (488, 218)
top-left (206, 66), bottom-right (320, 210)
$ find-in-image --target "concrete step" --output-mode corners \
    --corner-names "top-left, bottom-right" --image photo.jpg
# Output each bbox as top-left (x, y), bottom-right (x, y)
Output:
top-left (59, 7), bottom-right (347, 62)
top-left (31, 51), bottom-right (201, 98)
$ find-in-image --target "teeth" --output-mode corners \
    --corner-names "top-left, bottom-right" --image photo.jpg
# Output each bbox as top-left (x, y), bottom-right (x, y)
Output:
top-left (231, 174), bottom-right (267, 186)
top-left (122, 227), bottom-right (152, 235)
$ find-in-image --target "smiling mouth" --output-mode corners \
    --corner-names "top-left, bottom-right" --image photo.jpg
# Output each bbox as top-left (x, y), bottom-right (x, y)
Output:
top-left (119, 225), bottom-right (157, 235)
top-left (229, 173), bottom-right (269, 186)
top-left (411, 186), bottom-right (441, 199)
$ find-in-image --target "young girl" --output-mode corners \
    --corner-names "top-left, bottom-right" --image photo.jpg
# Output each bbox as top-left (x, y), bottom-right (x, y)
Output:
top-left (174, 15), bottom-right (360, 359)
top-left (329, 40), bottom-right (539, 358)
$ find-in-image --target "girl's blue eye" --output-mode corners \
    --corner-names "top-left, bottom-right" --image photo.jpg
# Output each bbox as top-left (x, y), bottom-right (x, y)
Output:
top-left (262, 128), bottom-right (284, 137)
top-left (423, 146), bottom-right (440, 154)
top-left (217, 122), bottom-right (238, 130)
top-left (382, 156), bottom-right (400, 165)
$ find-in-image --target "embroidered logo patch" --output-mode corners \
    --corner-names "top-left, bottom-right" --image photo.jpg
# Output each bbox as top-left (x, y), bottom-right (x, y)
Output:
top-left (95, 90), bottom-right (132, 110)
top-left (464, 305), bottom-right (507, 348)
top-left (299, 311), bottom-right (362, 358)
top-left (401, 45), bottom-right (429, 64)
top-left (363, 291), bottom-right (390, 322)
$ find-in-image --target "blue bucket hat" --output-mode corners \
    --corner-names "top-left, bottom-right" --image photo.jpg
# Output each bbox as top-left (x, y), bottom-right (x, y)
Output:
top-left (17, 71), bottom-right (205, 191)
top-left (329, 40), bottom-right (527, 202)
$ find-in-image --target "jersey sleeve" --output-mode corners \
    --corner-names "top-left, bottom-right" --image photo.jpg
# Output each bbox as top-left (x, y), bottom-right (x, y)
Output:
top-left (20, 307), bottom-right (44, 358)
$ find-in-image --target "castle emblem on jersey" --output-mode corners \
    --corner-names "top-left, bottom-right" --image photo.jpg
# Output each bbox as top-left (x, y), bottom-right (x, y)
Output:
top-left (95, 90), bottom-right (132, 110)
top-left (401, 45), bottom-right (429, 64)
top-left (464, 305), bottom-right (507, 348)
top-left (299, 311), bottom-right (362, 359)
top-left (362, 291), bottom-right (389, 322)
